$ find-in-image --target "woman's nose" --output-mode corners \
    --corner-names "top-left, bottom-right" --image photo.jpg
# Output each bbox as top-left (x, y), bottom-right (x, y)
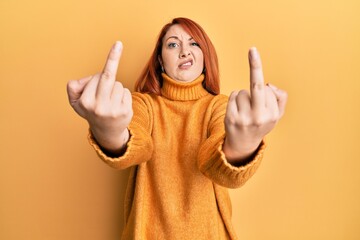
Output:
top-left (179, 47), bottom-right (190, 58)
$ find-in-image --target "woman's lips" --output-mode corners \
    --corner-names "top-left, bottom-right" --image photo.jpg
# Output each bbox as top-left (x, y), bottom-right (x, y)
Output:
top-left (178, 60), bottom-right (193, 69)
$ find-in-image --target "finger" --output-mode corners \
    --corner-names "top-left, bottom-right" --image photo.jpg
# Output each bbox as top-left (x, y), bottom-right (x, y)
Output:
top-left (97, 41), bottom-right (123, 101)
top-left (249, 47), bottom-right (266, 110)
top-left (67, 75), bottom-right (93, 105)
top-left (267, 83), bottom-right (288, 118)
top-left (79, 73), bottom-right (101, 107)
top-left (111, 81), bottom-right (124, 104)
top-left (265, 86), bottom-right (279, 117)
top-left (227, 91), bottom-right (240, 114)
top-left (122, 88), bottom-right (132, 106)
top-left (236, 90), bottom-right (251, 115)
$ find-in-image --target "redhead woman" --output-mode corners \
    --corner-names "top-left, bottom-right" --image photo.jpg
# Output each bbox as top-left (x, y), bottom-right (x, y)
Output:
top-left (67, 17), bottom-right (287, 239)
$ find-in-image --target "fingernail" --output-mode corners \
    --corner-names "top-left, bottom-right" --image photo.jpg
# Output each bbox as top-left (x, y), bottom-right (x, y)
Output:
top-left (267, 83), bottom-right (278, 90)
top-left (114, 41), bottom-right (122, 52)
top-left (250, 47), bottom-right (258, 60)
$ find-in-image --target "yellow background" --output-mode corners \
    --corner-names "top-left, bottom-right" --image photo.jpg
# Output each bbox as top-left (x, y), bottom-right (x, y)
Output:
top-left (1, 0), bottom-right (359, 239)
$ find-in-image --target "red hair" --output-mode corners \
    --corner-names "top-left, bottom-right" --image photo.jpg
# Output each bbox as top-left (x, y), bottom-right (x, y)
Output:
top-left (135, 17), bottom-right (220, 95)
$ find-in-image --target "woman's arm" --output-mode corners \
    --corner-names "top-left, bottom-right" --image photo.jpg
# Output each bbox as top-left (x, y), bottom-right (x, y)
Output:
top-left (198, 48), bottom-right (287, 188)
top-left (66, 41), bottom-right (133, 155)
top-left (223, 47), bottom-right (287, 165)
top-left (88, 93), bottom-right (154, 170)
top-left (197, 95), bottom-right (265, 189)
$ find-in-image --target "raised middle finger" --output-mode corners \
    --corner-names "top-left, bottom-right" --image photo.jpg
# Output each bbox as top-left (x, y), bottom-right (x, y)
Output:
top-left (96, 41), bottom-right (123, 101)
top-left (249, 47), bottom-right (266, 111)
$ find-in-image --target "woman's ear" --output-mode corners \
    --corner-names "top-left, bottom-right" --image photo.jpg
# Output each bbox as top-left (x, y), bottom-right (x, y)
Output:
top-left (158, 55), bottom-right (164, 72)
top-left (158, 55), bottom-right (163, 67)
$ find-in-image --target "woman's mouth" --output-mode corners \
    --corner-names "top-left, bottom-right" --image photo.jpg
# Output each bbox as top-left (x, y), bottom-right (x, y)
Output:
top-left (178, 60), bottom-right (193, 69)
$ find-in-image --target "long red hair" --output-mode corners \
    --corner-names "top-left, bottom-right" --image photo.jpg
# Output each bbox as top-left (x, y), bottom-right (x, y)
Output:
top-left (135, 17), bottom-right (220, 95)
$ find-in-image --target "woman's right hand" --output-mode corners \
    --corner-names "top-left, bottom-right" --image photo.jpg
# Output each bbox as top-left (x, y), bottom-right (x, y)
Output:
top-left (66, 41), bottom-right (133, 154)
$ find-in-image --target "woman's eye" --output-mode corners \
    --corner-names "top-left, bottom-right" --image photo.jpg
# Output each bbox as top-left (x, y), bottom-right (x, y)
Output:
top-left (191, 42), bottom-right (200, 47)
top-left (168, 43), bottom-right (178, 48)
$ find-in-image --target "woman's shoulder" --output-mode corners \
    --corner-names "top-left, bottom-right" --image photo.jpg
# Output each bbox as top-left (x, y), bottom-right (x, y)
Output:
top-left (132, 91), bottom-right (148, 98)
top-left (201, 93), bottom-right (229, 114)
top-left (212, 93), bottom-right (228, 101)
top-left (130, 92), bottom-right (156, 109)
top-left (209, 93), bottom-right (228, 106)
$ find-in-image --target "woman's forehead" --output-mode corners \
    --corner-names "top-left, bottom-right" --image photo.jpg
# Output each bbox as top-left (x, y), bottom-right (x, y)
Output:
top-left (163, 25), bottom-right (192, 41)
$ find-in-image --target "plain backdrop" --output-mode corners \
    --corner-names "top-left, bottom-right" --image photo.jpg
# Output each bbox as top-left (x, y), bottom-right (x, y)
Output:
top-left (1, 0), bottom-right (359, 239)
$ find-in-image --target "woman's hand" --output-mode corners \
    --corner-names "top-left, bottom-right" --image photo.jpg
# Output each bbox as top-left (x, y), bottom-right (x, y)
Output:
top-left (223, 47), bottom-right (288, 163)
top-left (66, 41), bottom-right (133, 154)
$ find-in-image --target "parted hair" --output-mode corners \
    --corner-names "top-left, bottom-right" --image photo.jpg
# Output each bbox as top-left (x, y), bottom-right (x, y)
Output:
top-left (135, 17), bottom-right (220, 95)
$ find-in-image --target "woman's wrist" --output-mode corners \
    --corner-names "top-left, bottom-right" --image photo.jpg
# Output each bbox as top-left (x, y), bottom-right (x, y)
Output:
top-left (90, 127), bottom-right (130, 155)
top-left (222, 137), bottom-right (261, 164)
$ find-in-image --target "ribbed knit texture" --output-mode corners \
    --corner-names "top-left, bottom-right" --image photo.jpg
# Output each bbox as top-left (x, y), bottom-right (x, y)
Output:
top-left (88, 73), bottom-right (266, 240)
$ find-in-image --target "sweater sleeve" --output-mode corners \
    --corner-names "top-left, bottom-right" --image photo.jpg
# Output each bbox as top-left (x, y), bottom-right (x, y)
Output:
top-left (197, 95), bottom-right (266, 189)
top-left (88, 92), bottom-right (154, 170)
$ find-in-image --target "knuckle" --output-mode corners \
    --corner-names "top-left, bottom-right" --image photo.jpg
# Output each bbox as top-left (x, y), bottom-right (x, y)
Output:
top-left (114, 106), bottom-right (125, 116)
top-left (114, 82), bottom-right (125, 94)
top-left (121, 105), bottom-right (134, 117)
top-left (225, 114), bottom-right (237, 126)
top-left (250, 58), bottom-right (262, 69)
top-left (281, 90), bottom-right (288, 100)
top-left (237, 117), bottom-right (252, 127)
top-left (93, 104), bottom-right (130, 120)
top-left (235, 90), bottom-right (246, 103)
top-left (229, 91), bottom-right (239, 101)
top-left (93, 105), bottom-right (108, 117)
top-left (251, 82), bottom-right (264, 91)
top-left (238, 89), bottom-right (248, 95)
top-left (240, 116), bottom-right (253, 128)
top-left (254, 113), bottom-right (278, 127)
top-left (269, 115), bottom-right (279, 124)
top-left (101, 70), bottom-right (112, 81)
top-left (79, 97), bottom-right (93, 110)
top-left (111, 107), bottom-right (131, 120)
top-left (230, 90), bottom-right (239, 96)
top-left (124, 88), bottom-right (132, 100)
top-left (114, 81), bottom-right (124, 88)
top-left (109, 110), bottom-right (120, 119)
top-left (229, 114), bottom-right (251, 128)
top-left (66, 80), bottom-right (77, 91)
top-left (124, 87), bottom-right (131, 94)
top-left (252, 117), bottom-right (266, 127)
top-left (237, 89), bottom-right (250, 99)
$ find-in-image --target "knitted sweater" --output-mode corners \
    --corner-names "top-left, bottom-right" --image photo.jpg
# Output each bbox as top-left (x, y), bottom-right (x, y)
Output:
top-left (88, 73), bottom-right (266, 240)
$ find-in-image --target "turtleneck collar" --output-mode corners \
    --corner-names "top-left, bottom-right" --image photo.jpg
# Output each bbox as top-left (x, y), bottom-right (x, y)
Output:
top-left (160, 73), bottom-right (209, 101)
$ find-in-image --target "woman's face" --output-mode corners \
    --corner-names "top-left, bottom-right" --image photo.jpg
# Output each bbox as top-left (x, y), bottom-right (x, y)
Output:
top-left (160, 24), bottom-right (204, 83)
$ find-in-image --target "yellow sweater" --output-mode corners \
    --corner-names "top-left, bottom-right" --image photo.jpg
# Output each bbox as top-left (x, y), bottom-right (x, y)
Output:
top-left (88, 73), bottom-right (266, 240)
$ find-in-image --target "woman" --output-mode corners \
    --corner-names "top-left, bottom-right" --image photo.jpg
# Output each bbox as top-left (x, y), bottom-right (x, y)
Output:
top-left (67, 17), bottom-right (287, 239)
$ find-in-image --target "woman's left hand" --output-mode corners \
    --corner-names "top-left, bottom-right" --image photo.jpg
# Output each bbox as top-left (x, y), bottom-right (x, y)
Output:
top-left (223, 47), bottom-right (288, 163)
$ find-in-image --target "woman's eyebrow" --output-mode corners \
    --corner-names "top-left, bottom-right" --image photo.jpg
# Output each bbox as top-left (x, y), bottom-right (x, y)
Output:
top-left (165, 36), bottom-right (179, 42)
top-left (165, 36), bottom-right (194, 41)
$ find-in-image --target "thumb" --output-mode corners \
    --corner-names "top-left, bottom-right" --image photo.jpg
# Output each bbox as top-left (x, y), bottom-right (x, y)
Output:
top-left (267, 83), bottom-right (288, 118)
top-left (66, 76), bottom-right (92, 105)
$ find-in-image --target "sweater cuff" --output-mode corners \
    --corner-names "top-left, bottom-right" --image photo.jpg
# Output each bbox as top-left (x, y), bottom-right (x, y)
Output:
top-left (88, 126), bottom-right (153, 170)
top-left (198, 137), bottom-right (266, 189)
